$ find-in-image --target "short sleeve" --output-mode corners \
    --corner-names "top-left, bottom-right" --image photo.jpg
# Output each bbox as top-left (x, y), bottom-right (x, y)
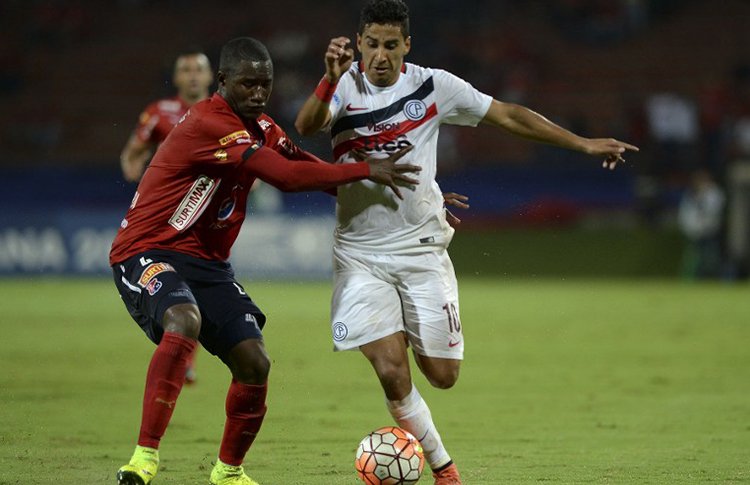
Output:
top-left (134, 104), bottom-right (160, 143)
top-left (433, 69), bottom-right (492, 127)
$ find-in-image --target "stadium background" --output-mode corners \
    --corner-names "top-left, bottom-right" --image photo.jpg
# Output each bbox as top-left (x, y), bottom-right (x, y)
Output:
top-left (1, 2), bottom-right (749, 484)
top-left (0, 0), bottom-right (748, 279)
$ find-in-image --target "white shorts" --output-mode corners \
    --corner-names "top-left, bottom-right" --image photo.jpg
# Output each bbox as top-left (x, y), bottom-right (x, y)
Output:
top-left (330, 246), bottom-right (463, 359)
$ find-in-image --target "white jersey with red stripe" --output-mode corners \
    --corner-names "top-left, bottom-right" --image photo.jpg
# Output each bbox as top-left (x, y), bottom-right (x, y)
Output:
top-left (327, 62), bottom-right (492, 254)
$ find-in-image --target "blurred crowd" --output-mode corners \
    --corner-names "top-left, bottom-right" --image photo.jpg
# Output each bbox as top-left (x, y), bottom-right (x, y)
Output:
top-left (1, 0), bottom-right (750, 275)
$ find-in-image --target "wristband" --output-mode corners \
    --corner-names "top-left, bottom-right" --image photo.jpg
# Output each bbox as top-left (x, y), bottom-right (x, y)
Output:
top-left (314, 76), bottom-right (337, 103)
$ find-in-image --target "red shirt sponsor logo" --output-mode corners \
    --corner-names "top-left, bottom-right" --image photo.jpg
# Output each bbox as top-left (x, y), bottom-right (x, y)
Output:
top-left (219, 130), bottom-right (251, 146)
top-left (168, 176), bottom-right (220, 232)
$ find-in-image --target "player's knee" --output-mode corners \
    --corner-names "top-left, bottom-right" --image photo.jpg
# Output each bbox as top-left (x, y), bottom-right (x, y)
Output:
top-left (232, 348), bottom-right (271, 385)
top-left (162, 303), bottom-right (201, 339)
top-left (425, 366), bottom-right (460, 390)
top-left (375, 361), bottom-right (411, 396)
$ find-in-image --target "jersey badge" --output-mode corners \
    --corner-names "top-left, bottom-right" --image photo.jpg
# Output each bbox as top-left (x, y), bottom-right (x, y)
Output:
top-left (404, 100), bottom-right (427, 121)
top-left (145, 277), bottom-right (163, 296)
top-left (214, 149), bottom-right (228, 161)
top-left (258, 119), bottom-right (272, 131)
top-left (332, 322), bottom-right (349, 341)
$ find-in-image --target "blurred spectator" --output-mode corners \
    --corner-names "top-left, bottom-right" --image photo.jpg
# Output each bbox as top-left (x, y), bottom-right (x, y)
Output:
top-left (677, 170), bottom-right (725, 279)
top-left (645, 92), bottom-right (700, 173)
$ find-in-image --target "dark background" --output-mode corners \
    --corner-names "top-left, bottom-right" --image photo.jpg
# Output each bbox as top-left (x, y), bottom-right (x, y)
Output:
top-left (1, 0), bottom-right (748, 277)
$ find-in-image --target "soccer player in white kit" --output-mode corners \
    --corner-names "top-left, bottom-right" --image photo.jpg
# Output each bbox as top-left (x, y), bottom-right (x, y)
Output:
top-left (295, 1), bottom-right (639, 483)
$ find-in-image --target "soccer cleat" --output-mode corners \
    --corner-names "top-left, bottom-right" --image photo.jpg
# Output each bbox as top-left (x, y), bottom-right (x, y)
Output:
top-left (433, 462), bottom-right (462, 485)
top-left (185, 366), bottom-right (197, 385)
top-left (116, 445), bottom-right (159, 485)
top-left (208, 460), bottom-right (260, 485)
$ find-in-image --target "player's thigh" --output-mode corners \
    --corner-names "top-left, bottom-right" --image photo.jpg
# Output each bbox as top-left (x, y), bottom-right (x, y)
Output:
top-left (396, 250), bottom-right (463, 360)
top-left (331, 247), bottom-right (403, 351)
top-left (112, 255), bottom-right (197, 344)
top-left (189, 278), bottom-right (266, 363)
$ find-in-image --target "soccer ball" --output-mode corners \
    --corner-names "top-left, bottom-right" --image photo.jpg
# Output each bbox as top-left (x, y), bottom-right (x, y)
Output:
top-left (355, 426), bottom-right (425, 485)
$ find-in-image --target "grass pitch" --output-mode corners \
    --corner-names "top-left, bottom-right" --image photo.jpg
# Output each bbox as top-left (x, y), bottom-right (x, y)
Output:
top-left (0, 277), bottom-right (748, 484)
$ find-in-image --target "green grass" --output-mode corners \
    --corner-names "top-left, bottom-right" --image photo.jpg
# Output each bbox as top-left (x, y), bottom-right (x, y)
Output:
top-left (0, 277), bottom-right (748, 484)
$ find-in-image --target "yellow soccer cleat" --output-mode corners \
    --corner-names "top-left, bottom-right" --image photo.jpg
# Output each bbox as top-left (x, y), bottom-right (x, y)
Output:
top-left (116, 445), bottom-right (159, 485)
top-left (208, 459), bottom-right (260, 485)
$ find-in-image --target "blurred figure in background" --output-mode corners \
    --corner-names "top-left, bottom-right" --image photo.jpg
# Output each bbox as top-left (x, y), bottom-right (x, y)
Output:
top-left (678, 169), bottom-right (725, 279)
top-left (120, 51), bottom-right (213, 183)
top-left (119, 51), bottom-right (213, 384)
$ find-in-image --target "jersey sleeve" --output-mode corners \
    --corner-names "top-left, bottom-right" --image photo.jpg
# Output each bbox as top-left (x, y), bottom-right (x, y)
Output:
top-left (327, 68), bottom-right (354, 129)
top-left (242, 145), bottom-right (368, 192)
top-left (134, 103), bottom-right (161, 143)
top-left (433, 69), bottom-right (493, 127)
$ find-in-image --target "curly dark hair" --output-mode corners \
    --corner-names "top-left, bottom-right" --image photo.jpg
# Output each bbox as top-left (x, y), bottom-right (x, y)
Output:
top-left (359, 0), bottom-right (410, 38)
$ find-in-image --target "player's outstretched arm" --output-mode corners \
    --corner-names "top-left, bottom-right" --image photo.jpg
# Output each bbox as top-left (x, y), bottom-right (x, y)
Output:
top-left (245, 145), bottom-right (420, 195)
top-left (353, 146), bottom-right (420, 200)
top-left (120, 133), bottom-right (154, 182)
top-left (294, 36), bottom-right (354, 136)
top-left (481, 100), bottom-right (639, 170)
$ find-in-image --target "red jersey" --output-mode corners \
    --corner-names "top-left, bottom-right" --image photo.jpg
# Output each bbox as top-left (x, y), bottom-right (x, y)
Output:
top-left (110, 93), bottom-right (369, 265)
top-left (134, 96), bottom-right (191, 144)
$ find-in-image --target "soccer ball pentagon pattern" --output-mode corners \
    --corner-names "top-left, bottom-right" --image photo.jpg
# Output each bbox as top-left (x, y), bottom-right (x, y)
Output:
top-left (355, 426), bottom-right (425, 484)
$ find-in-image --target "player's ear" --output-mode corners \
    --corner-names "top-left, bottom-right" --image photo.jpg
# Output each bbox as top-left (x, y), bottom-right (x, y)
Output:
top-left (216, 70), bottom-right (226, 87)
top-left (404, 36), bottom-right (411, 55)
top-left (356, 33), bottom-right (362, 53)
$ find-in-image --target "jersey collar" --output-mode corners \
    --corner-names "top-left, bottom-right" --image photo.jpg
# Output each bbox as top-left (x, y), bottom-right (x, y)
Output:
top-left (357, 61), bottom-right (407, 74)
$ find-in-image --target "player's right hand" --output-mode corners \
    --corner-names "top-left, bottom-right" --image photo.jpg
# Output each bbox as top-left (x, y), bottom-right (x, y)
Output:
top-left (325, 37), bottom-right (354, 83)
top-left (352, 146), bottom-right (421, 200)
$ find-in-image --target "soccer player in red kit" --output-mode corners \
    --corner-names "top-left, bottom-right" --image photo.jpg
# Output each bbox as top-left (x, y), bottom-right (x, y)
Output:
top-left (120, 50), bottom-right (214, 384)
top-left (110, 37), bottom-right (419, 485)
top-left (120, 51), bottom-right (214, 183)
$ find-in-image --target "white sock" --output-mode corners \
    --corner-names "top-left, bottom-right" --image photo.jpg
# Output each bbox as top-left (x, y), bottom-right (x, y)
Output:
top-left (386, 385), bottom-right (451, 470)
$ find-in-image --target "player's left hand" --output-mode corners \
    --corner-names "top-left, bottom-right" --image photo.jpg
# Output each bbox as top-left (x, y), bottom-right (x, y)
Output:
top-left (581, 138), bottom-right (639, 170)
top-left (443, 192), bottom-right (469, 226)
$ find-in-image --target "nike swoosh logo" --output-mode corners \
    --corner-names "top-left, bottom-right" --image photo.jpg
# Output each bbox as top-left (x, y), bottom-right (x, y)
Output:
top-left (448, 340), bottom-right (461, 348)
top-left (346, 103), bottom-right (368, 111)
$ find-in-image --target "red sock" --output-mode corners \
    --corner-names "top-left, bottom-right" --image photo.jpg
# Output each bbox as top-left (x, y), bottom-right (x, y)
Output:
top-left (185, 345), bottom-right (198, 369)
top-left (218, 380), bottom-right (268, 466)
top-left (137, 332), bottom-right (197, 449)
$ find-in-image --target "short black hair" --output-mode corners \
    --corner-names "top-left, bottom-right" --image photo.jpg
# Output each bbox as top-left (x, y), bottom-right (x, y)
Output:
top-left (219, 37), bottom-right (271, 75)
top-left (359, 0), bottom-right (410, 38)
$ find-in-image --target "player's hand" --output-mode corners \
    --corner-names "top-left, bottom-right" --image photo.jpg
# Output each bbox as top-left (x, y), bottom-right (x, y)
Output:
top-left (352, 146), bottom-right (421, 200)
top-left (581, 138), bottom-right (639, 170)
top-left (121, 158), bottom-right (146, 183)
top-left (443, 192), bottom-right (469, 226)
top-left (325, 37), bottom-right (355, 83)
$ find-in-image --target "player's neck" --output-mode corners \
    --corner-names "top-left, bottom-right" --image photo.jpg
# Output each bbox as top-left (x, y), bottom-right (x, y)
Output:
top-left (364, 72), bottom-right (402, 90)
top-left (179, 92), bottom-right (208, 106)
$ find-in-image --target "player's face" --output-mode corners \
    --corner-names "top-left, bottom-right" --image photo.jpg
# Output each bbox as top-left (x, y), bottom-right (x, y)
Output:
top-left (357, 23), bottom-right (411, 87)
top-left (219, 60), bottom-right (273, 122)
top-left (173, 54), bottom-right (213, 103)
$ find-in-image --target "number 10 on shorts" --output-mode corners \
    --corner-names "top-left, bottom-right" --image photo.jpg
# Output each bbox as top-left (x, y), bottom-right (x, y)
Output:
top-left (442, 303), bottom-right (461, 333)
